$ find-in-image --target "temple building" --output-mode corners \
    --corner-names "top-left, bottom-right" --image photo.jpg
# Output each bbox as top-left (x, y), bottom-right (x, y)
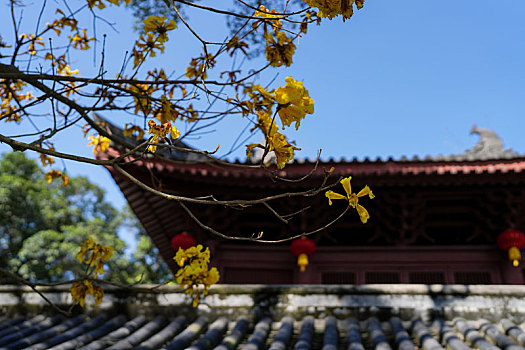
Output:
top-left (99, 122), bottom-right (525, 285)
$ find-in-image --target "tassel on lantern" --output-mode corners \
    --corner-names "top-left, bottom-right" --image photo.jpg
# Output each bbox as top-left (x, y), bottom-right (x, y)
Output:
top-left (509, 246), bottom-right (521, 267)
top-left (290, 237), bottom-right (316, 272)
top-left (497, 229), bottom-right (525, 267)
top-left (297, 253), bottom-right (309, 272)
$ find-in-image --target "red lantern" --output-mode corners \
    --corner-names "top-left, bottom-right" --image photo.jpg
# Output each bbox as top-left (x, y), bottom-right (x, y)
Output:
top-left (171, 232), bottom-right (197, 252)
top-left (290, 237), bottom-right (316, 272)
top-left (497, 229), bottom-right (525, 267)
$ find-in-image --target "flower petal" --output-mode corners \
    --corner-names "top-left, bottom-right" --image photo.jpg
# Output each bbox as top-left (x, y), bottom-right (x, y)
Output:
top-left (325, 190), bottom-right (346, 205)
top-left (340, 177), bottom-right (352, 197)
top-left (357, 185), bottom-right (372, 198)
top-left (356, 204), bottom-right (370, 224)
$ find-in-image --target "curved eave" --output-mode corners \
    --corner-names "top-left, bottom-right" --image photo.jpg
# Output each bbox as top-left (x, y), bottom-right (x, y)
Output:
top-left (100, 147), bottom-right (525, 188)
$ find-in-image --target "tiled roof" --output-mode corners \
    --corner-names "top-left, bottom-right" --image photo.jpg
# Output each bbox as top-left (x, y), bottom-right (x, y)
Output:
top-left (2, 285), bottom-right (525, 350)
top-left (3, 309), bottom-right (525, 349)
top-left (102, 146), bottom-right (525, 181)
top-left (96, 115), bottom-right (524, 178)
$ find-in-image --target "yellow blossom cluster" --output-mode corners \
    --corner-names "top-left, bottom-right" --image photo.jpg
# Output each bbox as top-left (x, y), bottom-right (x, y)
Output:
top-left (146, 120), bottom-right (181, 152)
top-left (70, 279), bottom-right (104, 308)
top-left (275, 77), bottom-right (314, 130)
top-left (45, 169), bottom-right (70, 186)
top-left (302, 0), bottom-right (364, 21)
top-left (325, 176), bottom-right (375, 223)
top-left (0, 79), bottom-right (34, 123)
top-left (87, 0), bottom-right (131, 10)
top-left (87, 135), bottom-right (111, 154)
top-left (76, 237), bottom-right (114, 278)
top-left (255, 6), bottom-right (296, 67)
top-left (45, 53), bottom-right (79, 77)
top-left (43, 53), bottom-right (78, 96)
top-left (174, 245), bottom-right (220, 307)
top-left (135, 33), bottom-right (166, 60)
top-left (36, 141), bottom-right (70, 186)
top-left (40, 151), bottom-right (55, 167)
top-left (19, 34), bottom-right (45, 56)
top-left (46, 8), bottom-right (94, 55)
top-left (226, 36), bottom-right (249, 57)
top-left (69, 29), bottom-right (95, 50)
top-left (254, 5), bottom-right (283, 32)
top-left (264, 31), bottom-right (296, 68)
top-left (70, 237), bottom-right (113, 308)
top-left (245, 84), bottom-right (275, 113)
top-left (123, 124), bottom-right (146, 140)
top-left (246, 111), bottom-right (300, 169)
top-left (129, 83), bottom-right (154, 116)
top-left (244, 77), bottom-right (314, 169)
top-left (47, 9), bottom-right (78, 36)
top-left (186, 54), bottom-right (216, 80)
top-left (154, 95), bottom-right (180, 124)
top-left (132, 16), bottom-right (176, 68)
top-left (185, 104), bottom-right (199, 122)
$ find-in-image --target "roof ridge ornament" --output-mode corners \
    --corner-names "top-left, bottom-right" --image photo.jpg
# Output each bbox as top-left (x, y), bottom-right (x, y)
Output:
top-left (464, 124), bottom-right (518, 160)
top-left (442, 125), bottom-right (519, 161)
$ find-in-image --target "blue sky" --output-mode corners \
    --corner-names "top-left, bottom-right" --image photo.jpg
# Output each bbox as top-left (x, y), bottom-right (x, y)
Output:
top-left (1, 1), bottom-right (525, 246)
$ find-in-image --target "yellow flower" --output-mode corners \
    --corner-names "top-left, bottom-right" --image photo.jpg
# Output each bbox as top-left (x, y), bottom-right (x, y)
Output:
top-left (87, 135), bottom-right (111, 154)
top-left (204, 268), bottom-right (220, 290)
top-left (69, 29), bottom-right (95, 50)
top-left (226, 35), bottom-right (249, 57)
top-left (246, 111), bottom-right (300, 169)
top-left (76, 237), bottom-right (95, 263)
top-left (70, 279), bottom-right (104, 307)
top-left (264, 30), bottom-right (296, 67)
top-left (143, 16), bottom-right (177, 43)
top-left (135, 33), bottom-right (165, 57)
top-left (70, 280), bottom-right (91, 308)
top-left (185, 54), bottom-right (216, 80)
top-left (271, 132), bottom-right (300, 169)
top-left (325, 176), bottom-right (375, 223)
top-left (40, 153), bottom-right (55, 167)
top-left (45, 53), bottom-right (79, 76)
top-left (123, 124), bottom-right (145, 140)
top-left (92, 284), bottom-right (104, 306)
top-left (245, 84), bottom-right (275, 113)
top-left (154, 95), bottom-right (180, 124)
top-left (147, 120), bottom-right (180, 152)
top-left (0, 79), bottom-right (35, 123)
top-left (19, 34), bottom-right (45, 55)
top-left (87, 0), bottom-right (131, 9)
top-left (61, 174), bottom-right (70, 186)
top-left (45, 170), bottom-right (62, 183)
top-left (129, 84), bottom-right (153, 115)
top-left (302, 0), bottom-right (364, 21)
top-left (274, 77), bottom-right (314, 130)
top-left (174, 244), bottom-right (210, 267)
top-left (45, 169), bottom-right (69, 186)
top-left (255, 5), bottom-right (282, 31)
top-left (76, 237), bottom-right (114, 278)
top-left (173, 245), bottom-right (219, 307)
top-left (47, 10), bottom-right (78, 35)
top-left (87, 0), bottom-right (107, 9)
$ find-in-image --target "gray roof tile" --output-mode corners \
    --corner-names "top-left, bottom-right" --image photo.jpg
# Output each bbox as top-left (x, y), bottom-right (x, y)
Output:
top-left (4, 285), bottom-right (525, 349)
top-left (3, 312), bottom-right (525, 350)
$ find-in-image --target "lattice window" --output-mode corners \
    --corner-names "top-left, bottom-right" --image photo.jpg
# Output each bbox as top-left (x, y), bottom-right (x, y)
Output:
top-left (322, 272), bottom-right (356, 284)
top-left (365, 272), bottom-right (400, 284)
top-left (408, 272), bottom-right (445, 284)
top-left (454, 272), bottom-right (492, 284)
